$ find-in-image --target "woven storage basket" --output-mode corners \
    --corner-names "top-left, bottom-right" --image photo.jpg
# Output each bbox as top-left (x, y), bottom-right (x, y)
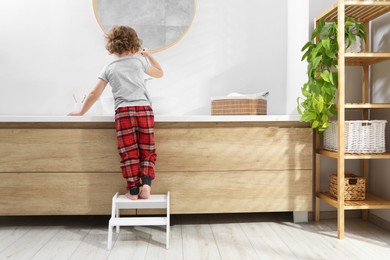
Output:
top-left (329, 174), bottom-right (365, 201)
top-left (323, 120), bottom-right (387, 153)
top-left (211, 99), bottom-right (267, 115)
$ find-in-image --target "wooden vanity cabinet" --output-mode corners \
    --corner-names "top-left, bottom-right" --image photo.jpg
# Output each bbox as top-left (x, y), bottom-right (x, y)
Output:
top-left (0, 121), bottom-right (312, 216)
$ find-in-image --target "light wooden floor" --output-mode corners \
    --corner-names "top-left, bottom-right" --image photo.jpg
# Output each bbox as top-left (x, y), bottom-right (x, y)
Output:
top-left (1, 213), bottom-right (390, 260)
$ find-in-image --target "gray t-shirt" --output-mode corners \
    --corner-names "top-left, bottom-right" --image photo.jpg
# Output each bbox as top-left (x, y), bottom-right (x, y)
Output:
top-left (99, 56), bottom-right (151, 110)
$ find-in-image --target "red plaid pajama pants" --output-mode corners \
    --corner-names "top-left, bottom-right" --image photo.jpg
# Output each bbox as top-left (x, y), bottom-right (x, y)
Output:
top-left (115, 106), bottom-right (156, 190)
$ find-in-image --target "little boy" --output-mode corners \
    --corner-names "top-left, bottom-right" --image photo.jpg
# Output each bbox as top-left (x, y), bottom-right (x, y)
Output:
top-left (68, 26), bottom-right (163, 200)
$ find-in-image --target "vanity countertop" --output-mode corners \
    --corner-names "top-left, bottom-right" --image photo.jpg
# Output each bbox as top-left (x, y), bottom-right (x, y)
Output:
top-left (0, 115), bottom-right (302, 123)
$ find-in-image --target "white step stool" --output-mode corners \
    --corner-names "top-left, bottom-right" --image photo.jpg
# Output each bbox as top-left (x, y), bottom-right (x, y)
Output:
top-left (107, 192), bottom-right (170, 250)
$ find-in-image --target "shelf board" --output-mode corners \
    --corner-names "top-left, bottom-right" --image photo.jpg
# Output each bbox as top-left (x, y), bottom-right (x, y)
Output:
top-left (345, 53), bottom-right (390, 66)
top-left (344, 103), bottom-right (390, 109)
top-left (317, 1), bottom-right (390, 23)
top-left (317, 192), bottom-right (390, 210)
top-left (317, 149), bottom-right (390, 159)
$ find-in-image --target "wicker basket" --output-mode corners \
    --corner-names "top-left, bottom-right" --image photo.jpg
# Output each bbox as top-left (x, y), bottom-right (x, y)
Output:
top-left (329, 174), bottom-right (365, 201)
top-left (323, 120), bottom-right (387, 153)
top-left (211, 98), bottom-right (267, 115)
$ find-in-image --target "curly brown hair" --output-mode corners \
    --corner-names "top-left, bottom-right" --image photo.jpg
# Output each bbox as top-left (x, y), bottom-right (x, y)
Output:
top-left (105, 26), bottom-right (142, 55)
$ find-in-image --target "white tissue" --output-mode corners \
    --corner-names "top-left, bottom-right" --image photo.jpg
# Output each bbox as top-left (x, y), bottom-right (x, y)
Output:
top-left (211, 91), bottom-right (269, 101)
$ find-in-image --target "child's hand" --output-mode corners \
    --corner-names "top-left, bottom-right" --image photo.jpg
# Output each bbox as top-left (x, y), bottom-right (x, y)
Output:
top-left (140, 48), bottom-right (150, 58)
top-left (67, 111), bottom-right (83, 116)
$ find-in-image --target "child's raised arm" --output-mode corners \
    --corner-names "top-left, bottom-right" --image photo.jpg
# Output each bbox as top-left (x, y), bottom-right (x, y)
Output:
top-left (141, 49), bottom-right (163, 78)
top-left (68, 79), bottom-right (107, 116)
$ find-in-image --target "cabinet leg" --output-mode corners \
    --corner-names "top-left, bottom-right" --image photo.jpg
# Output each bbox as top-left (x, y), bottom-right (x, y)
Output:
top-left (293, 211), bottom-right (308, 223)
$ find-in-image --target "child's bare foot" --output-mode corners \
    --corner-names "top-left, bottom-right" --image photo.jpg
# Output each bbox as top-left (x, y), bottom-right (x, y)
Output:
top-left (125, 193), bottom-right (139, 200)
top-left (139, 185), bottom-right (151, 199)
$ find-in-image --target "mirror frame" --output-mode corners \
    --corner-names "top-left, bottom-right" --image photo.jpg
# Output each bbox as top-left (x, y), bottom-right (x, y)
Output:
top-left (92, 0), bottom-right (197, 53)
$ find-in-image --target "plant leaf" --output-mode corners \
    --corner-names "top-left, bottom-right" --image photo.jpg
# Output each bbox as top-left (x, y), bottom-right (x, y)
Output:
top-left (301, 41), bottom-right (312, 52)
top-left (322, 38), bottom-right (330, 51)
top-left (318, 95), bottom-right (324, 112)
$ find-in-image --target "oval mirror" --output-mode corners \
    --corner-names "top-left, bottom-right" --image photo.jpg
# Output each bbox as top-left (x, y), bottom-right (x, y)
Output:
top-left (93, 0), bottom-right (196, 52)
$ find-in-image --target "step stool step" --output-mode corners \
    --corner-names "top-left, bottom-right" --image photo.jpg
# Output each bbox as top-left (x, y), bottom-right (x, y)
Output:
top-left (115, 194), bottom-right (168, 209)
top-left (109, 217), bottom-right (167, 226)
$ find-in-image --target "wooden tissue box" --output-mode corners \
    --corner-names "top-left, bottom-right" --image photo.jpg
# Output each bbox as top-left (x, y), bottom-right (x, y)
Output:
top-left (211, 98), bottom-right (267, 115)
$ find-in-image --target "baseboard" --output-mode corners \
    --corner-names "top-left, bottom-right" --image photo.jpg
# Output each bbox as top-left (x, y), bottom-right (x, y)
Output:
top-left (308, 211), bottom-right (390, 232)
top-left (369, 213), bottom-right (390, 232)
top-left (308, 210), bottom-right (361, 220)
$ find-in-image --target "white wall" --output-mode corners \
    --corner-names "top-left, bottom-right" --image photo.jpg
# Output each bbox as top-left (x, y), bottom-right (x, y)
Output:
top-left (0, 0), bottom-right (288, 115)
top-left (0, 0), bottom-right (106, 115)
top-left (370, 13), bottom-right (390, 222)
top-left (286, 0), bottom-right (309, 114)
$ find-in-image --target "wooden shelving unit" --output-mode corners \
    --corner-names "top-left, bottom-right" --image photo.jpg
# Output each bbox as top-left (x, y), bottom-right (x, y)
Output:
top-left (317, 149), bottom-right (390, 159)
top-left (314, 0), bottom-right (390, 239)
top-left (317, 192), bottom-right (390, 210)
top-left (344, 103), bottom-right (390, 109)
top-left (345, 52), bottom-right (390, 65)
top-left (317, 1), bottom-right (390, 22)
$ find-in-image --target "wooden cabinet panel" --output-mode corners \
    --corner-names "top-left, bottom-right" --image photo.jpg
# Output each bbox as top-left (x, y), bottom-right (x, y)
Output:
top-left (0, 170), bottom-right (312, 215)
top-left (155, 126), bottom-right (312, 171)
top-left (0, 126), bottom-right (312, 172)
top-left (152, 170), bottom-right (312, 214)
top-left (0, 172), bottom-right (130, 215)
top-left (0, 129), bottom-right (119, 172)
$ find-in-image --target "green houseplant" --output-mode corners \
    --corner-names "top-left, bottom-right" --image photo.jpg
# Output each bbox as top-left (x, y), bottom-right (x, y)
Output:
top-left (297, 17), bottom-right (366, 133)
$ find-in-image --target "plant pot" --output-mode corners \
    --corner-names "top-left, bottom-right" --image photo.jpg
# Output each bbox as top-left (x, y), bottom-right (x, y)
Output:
top-left (346, 36), bottom-right (362, 53)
